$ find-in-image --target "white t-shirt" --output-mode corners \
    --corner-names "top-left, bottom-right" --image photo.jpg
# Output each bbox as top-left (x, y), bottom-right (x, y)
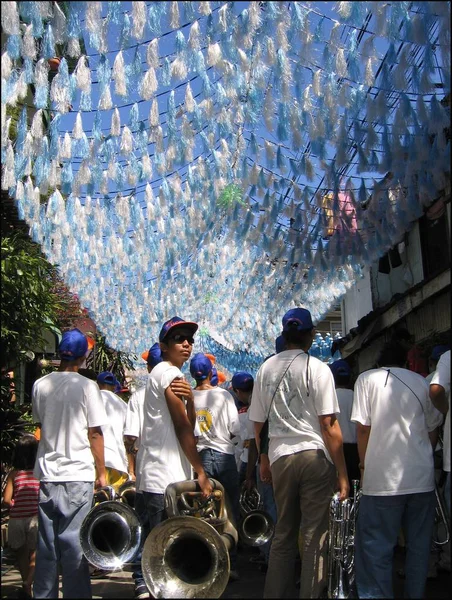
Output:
top-left (351, 367), bottom-right (444, 496)
top-left (335, 388), bottom-right (357, 444)
top-left (431, 351), bottom-right (450, 472)
top-left (123, 386), bottom-right (145, 488)
top-left (249, 350), bottom-right (339, 466)
top-left (124, 386), bottom-right (145, 441)
top-left (194, 388), bottom-right (240, 455)
top-left (237, 406), bottom-right (254, 464)
top-left (138, 362), bottom-right (192, 494)
top-left (32, 371), bottom-right (108, 482)
top-left (100, 390), bottom-right (128, 474)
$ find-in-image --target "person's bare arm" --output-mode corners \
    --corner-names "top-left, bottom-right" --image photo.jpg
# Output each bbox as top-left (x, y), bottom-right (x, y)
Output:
top-left (124, 435), bottom-right (137, 479)
top-left (170, 378), bottom-right (197, 430)
top-left (88, 426), bottom-right (107, 488)
top-left (429, 384), bottom-right (448, 415)
top-left (1, 470), bottom-right (16, 509)
top-left (245, 439), bottom-right (258, 490)
top-left (253, 421), bottom-right (265, 453)
top-left (356, 422), bottom-right (371, 480)
top-left (428, 427), bottom-right (439, 450)
top-left (318, 414), bottom-right (349, 500)
top-left (165, 386), bottom-right (212, 497)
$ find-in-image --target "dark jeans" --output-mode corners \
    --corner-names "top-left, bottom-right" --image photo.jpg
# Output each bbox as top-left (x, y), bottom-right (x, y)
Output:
top-left (199, 448), bottom-right (240, 570)
top-left (131, 492), bottom-right (150, 589)
top-left (355, 491), bottom-right (436, 598)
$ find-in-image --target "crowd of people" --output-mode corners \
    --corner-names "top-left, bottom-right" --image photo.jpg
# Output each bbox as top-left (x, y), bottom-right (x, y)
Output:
top-left (1, 311), bottom-right (450, 599)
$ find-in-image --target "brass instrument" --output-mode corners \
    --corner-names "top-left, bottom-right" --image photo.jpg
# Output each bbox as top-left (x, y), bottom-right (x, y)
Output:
top-left (433, 482), bottom-right (450, 546)
top-left (117, 479), bottom-right (137, 508)
top-left (80, 484), bottom-right (141, 570)
top-left (141, 478), bottom-right (238, 599)
top-left (239, 483), bottom-right (275, 547)
top-left (327, 480), bottom-right (361, 599)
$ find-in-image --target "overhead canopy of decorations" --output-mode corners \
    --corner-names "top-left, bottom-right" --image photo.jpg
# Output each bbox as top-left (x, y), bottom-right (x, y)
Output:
top-left (1, 1), bottom-right (450, 372)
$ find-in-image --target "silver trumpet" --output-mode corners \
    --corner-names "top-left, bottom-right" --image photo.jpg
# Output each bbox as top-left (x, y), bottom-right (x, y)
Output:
top-left (80, 484), bottom-right (141, 571)
top-left (239, 483), bottom-right (275, 547)
top-left (141, 478), bottom-right (238, 599)
top-left (327, 480), bottom-right (361, 599)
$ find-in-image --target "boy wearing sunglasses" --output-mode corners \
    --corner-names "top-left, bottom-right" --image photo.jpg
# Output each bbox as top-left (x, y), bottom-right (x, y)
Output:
top-left (136, 317), bottom-right (213, 594)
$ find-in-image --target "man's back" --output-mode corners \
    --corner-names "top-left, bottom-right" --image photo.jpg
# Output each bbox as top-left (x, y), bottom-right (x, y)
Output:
top-left (100, 389), bottom-right (128, 473)
top-left (32, 371), bottom-right (107, 482)
top-left (194, 387), bottom-right (240, 454)
top-left (250, 349), bottom-right (339, 465)
top-left (352, 367), bottom-right (442, 495)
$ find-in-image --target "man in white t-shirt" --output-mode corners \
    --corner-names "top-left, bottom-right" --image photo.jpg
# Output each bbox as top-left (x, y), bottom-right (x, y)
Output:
top-left (137, 316), bottom-right (213, 568)
top-left (190, 352), bottom-right (241, 579)
top-left (329, 359), bottom-right (360, 490)
top-left (97, 371), bottom-right (129, 490)
top-left (351, 342), bottom-right (443, 599)
top-left (230, 372), bottom-right (255, 484)
top-left (249, 308), bottom-right (349, 599)
top-left (123, 343), bottom-right (162, 599)
top-left (430, 349), bottom-right (451, 572)
top-left (32, 329), bottom-right (108, 599)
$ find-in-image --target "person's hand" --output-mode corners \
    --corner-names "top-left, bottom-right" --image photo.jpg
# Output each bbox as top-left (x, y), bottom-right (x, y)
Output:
top-left (128, 473), bottom-right (136, 482)
top-left (244, 477), bottom-right (256, 491)
top-left (197, 471), bottom-right (213, 498)
top-left (260, 455), bottom-right (272, 485)
top-left (95, 474), bottom-right (107, 489)
top-left (337, 474), bottom-right (350, 501)
top-left (170, 378), bottom-right (194, 402)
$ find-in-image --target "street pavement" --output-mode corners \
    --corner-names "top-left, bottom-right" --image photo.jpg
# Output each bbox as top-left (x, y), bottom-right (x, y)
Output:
top-left (1, 543), bottom-right (450, 598)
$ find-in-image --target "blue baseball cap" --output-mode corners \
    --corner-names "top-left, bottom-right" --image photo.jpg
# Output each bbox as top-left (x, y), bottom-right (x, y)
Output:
top-left (142, 342), bottom-right (163, 368)
top-left (275, 335), bottom-right (286, 354)
top-left (159, 316), bottom-right (198, 342)
top-left (210, 367), bottom-right (219, 386)
top-left (97, 371), bottom-right (120, 387)
top-left (282, 308), bottom-right (314, 332)
top-left (190, 353), bottom-right (213, 381)
top-left (431, 345), bottom-right (450, 362)
top-left (231, 371), bottom-right (254, 392)
top-left (329, 360), bottom-right (351, 379)
top-left (58, 328), bottom-right (88, 361)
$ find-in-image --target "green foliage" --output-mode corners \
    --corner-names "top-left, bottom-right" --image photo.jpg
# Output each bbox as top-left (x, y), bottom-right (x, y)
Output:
top-left (1, 232), bottom-right (62, 370)
top-left (217, 183), bottom-right (245, 209)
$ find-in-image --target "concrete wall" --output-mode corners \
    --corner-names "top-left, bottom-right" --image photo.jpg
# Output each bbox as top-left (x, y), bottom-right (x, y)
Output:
top-left (341, 267), bottom-right (373, 334)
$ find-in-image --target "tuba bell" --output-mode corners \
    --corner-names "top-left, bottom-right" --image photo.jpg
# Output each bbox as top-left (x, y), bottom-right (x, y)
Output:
top-left (141, 478), bottom-right (238, 599)
top-left (117, 479), bottom-right (137, 508)
top-left (327, 479), bottom-right (361, 599)
top-left (80, 485), bottom-right (141, 571)
top-left (239, 483), bottom-right (275, 547)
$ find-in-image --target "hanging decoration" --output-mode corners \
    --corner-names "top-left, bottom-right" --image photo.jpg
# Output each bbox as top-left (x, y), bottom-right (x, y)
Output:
top-left (1, 1), bottom-right (450, 372)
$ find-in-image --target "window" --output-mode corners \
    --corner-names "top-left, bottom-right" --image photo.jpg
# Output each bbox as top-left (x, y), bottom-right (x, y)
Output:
top-left (419, 207), bottom-right (450, 279)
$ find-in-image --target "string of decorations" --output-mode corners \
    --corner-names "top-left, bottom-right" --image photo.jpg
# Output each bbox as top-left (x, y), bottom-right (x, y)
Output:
top-left (1, 1), bottom-right (450, 371)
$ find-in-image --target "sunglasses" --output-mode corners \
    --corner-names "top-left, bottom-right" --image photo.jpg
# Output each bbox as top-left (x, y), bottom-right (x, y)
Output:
top-left (168, 334), bottom-right (195, 345)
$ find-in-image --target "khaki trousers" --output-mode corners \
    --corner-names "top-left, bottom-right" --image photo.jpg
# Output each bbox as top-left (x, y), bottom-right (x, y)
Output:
top-left (264, 449), bottom-right (336, 599)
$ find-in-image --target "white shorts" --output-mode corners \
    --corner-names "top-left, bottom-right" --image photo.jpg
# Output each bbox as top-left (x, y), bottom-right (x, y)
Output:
top-left (7, 515), bottom-right (38, 550)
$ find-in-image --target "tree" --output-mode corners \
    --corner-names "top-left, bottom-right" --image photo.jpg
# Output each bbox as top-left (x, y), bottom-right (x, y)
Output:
top-left (86, 332), bottom-right (137, 392)
top-left (1, 232), bottom-right (63, 466)
top-left (1, 232), bottom-right (62, 370)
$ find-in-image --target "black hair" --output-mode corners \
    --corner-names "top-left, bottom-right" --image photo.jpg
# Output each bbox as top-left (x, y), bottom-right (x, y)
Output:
top-left (282, 327), bottom-right (314, 346)
top-left (78, 368), bottom-right (98, 381)
top-left (377, 343), bottom-right (408, 368)
top-left (12, 434), bottom-right (38, 470)
top-left (334, 373), bottom-right (351, 387)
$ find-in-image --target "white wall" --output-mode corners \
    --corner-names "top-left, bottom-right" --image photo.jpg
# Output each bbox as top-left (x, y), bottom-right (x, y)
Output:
top-left (341, 266), bottom-right (373, 335)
